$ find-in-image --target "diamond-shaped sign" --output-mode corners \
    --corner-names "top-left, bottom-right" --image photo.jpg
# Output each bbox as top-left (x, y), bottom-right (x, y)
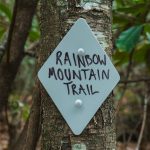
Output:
top-left (38, 18), bottom-right (120, 135)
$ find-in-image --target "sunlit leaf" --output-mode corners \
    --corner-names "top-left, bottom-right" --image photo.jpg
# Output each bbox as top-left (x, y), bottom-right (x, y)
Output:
top-left (113, 0), bottom-right (124, 9)
top-left (0, 3), bottom-right (12, 21)
top-left (22, 104), bottom-right (30, 120)
top-left (29, 29), bottom-right (40, 41)
top-left (28, 16), bottom-right (40, 42)
top-left (144, 23), bottom-right (150, 32)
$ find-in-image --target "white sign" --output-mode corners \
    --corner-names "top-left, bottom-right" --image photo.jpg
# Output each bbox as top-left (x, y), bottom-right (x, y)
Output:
top-left (38, 18), bottom-right (120, 135)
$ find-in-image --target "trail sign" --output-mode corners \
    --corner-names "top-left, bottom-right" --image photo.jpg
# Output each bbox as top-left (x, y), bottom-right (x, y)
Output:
top-left (38, 18), bottom-right (120, 135)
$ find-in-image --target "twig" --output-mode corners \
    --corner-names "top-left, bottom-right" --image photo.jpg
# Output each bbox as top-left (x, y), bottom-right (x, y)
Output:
top-left (111, 49), bottom-right (134, 145)
top-left (119, 78), bottom-right (150, 84)
top-left (24, 51), bottom-right (37, 58)
top-left (127, 119), bottom-right (141, 146)
top-left (114, 49), bottom-right (134, 117)
top-left (136, 88), bottom-right (149, 150)
top-left (113, 12), bottom-right (137, 28)
top-left (26, 41), bottom-right (40, 52)
top-left (23, 41), bottom-right (40, 58)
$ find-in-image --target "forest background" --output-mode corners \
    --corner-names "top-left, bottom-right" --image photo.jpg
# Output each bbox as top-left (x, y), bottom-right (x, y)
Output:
top-left (0, 0), bottom-right (150, 149)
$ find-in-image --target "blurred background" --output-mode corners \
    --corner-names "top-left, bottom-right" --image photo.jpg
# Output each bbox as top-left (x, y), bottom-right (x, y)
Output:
top-left (0, 0), bottom-right (150, 149)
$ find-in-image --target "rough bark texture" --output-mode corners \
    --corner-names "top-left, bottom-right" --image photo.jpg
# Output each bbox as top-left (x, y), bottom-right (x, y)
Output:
top-left (23, 80), bottom-right (41, 150)
top-left (12, 117), bottom-right (29, 150)
top-left (39, 0), bottom-right (116, 149)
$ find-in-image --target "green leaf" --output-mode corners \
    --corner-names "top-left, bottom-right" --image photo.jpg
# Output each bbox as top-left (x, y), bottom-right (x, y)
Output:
top-left (28, 16), bottom-right (40, 41)
top-left (116, 25), bottom-right (143, 52)
top-left (22, 104), bottom-right (30, 120)
top-left (144, 23), bottom-right (150, 32)
top-left (113, 0), bottom-right (124, 9)
top-left (29, 29), bottom-right (40, 41)
top-left (0, 3), bottom-right (12, 21)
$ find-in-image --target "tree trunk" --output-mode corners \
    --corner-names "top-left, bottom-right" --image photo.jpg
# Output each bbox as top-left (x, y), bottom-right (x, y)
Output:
top-left (0, 0), bottom-right (38, 148)
top-left (39, 0), bottom-right (116, 149)
top-left (0, 0), bottom-right (38, 112)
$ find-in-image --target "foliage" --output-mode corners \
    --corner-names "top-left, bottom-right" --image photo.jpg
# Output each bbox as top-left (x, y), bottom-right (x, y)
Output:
top-left (0, 1), bottom-right (12, 42)
top-left (113, 0), bottom-right (150, 146)
top-left (113, 0), bottom-right (150, 68)
top-left (9, 94), bottom-right (30, 121)
top-left (116, 25), bottom-right (143, 53)
top-left (0, 0), bottom-right (40, 44)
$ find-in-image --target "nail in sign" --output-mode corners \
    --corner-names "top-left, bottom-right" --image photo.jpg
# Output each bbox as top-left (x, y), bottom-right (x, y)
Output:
top-left (38, 18), bottom-right (120, 135)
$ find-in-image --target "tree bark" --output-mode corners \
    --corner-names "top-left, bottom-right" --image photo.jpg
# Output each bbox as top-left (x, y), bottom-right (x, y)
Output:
top-left (0, 0), bottom-right (38, 112)
top-left (39, 0), bottom-right (116, 149)
top-left (0, 0), bottom-right (39, 149)
top-left (11, 117), bottom-right (29, 150)
top-left (23, 77), bottom-right (41, 150)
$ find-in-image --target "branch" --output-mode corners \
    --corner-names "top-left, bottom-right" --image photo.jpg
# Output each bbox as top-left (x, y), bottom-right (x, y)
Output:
top-left (23, 41), bottom-right (40, 58)
top-left (24, 51), bottom-right (37, 58)
top-left (119, 78), bottom-right (150, 84)
top-left (113, 12), bottom-right (137, 24)
top-left (112, 49), bottom-right (135, 127)
top-left (136, 87), bottom-right (149, 150)
top-left (115, 49), bottom-right (134, 113)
